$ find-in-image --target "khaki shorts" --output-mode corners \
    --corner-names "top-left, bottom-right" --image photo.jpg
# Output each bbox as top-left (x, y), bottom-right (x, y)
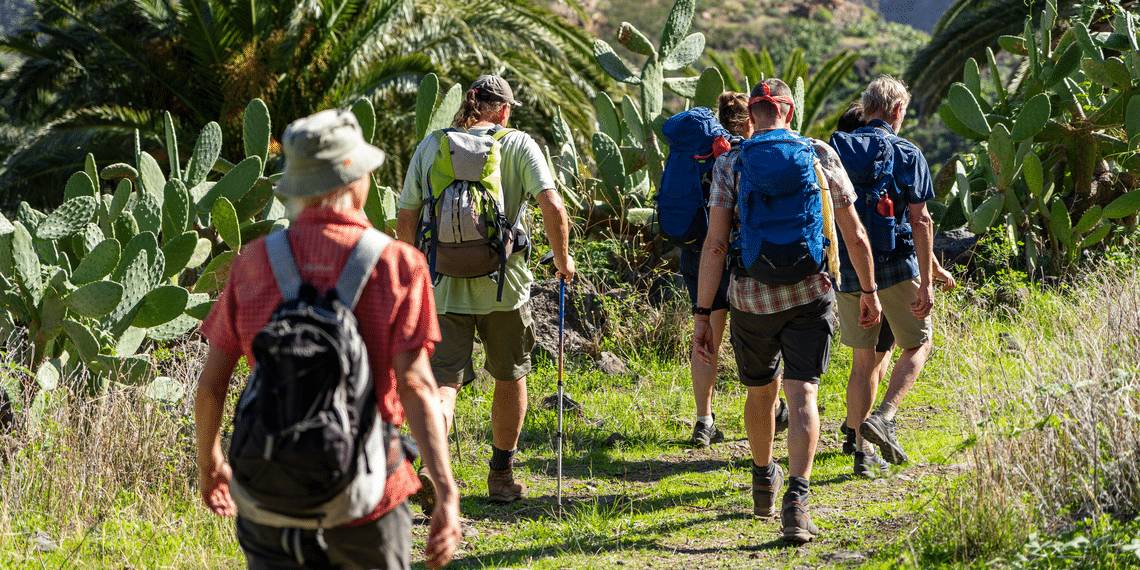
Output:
top-left (836, 277), bottom-right (932, 350)
top-left (432, 305), bottom-right (535, 386)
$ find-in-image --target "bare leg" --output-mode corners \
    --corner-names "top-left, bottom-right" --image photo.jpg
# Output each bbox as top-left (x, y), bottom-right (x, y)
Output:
top-left (743, 378), bottom-right (781, 467)
top-left (491, 377), bottom-right (528, 451)
top-left (845, 347), bottom-right (879, 431)
top-left (691, 308), bottom-right (728, 417)
top-left (783, 379), bottom-right (819, 479)
top-left (881, 341), bottom-right (932, 410)
top-left (439, 384), bottom-right (459, 434)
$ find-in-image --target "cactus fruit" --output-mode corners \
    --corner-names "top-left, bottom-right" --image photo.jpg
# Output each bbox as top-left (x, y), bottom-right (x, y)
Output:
top-left (186, 122), bottom-right (223, 188)
top-left (71, 239), bottom-right (121, 285)
top-left (37, 196), bottom-right (97, 240)
top-left (244, 99), bottom-right (271, 168)
top-left (67, 280), bottom-right (124, 318)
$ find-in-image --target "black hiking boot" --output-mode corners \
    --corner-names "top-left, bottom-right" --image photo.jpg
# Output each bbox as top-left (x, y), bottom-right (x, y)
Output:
top-left (690, 414), bottom-right (724, 447)
top-left (774, 399), bottom-right (790, 436)
top-left (840, 423), bottom-right (856, 456)
top-left (751, 462), bottom-right (785, 517)
top-left (853, 450), bottom-right (890, 478)
top-left (781, 496), bottom-right (820, 544)
top-left (860, 411), bottom-right (910, 465)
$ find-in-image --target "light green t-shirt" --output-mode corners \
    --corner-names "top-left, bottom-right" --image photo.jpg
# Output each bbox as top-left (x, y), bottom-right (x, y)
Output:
top-left (399, 126), bottom-right (556, 315)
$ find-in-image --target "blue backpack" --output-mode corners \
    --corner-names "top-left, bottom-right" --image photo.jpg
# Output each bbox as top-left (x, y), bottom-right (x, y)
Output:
top-left (829, 123), bottom-right (908, 263)
top-left (657, 107), bottom-right (730, 250)
top-left (733, 129), bottom-right (827, 285)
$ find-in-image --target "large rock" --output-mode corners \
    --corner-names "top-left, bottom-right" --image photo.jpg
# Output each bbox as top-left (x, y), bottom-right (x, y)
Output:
top-left (529, 279), bottom-right (606, 359)
top-left (933, 229), bottom-right (979, 267)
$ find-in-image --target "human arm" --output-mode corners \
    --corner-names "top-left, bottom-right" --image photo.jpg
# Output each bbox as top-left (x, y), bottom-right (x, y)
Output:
top-left (693, 205), bottom-right (733, 364)
top-left (395, 347), bottom-right (461, 569)
top-left (396, 208), bottom-right (420, 245)
top-left (933, 257), bottom-right (955, 292)
top-left (194, 345), bottom-right (241, 517)
top-left (909, 201), bottom-right (935, 316)
top-left (536, 188), bottom-right (575, 281)
top-left (833, 205), bottom-right (882, 328)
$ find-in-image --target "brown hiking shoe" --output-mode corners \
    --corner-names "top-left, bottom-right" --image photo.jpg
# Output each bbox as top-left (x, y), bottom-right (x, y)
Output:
top-left (488, 467), bottom-right (527, 503)
top-left (781, 498), bottom-right (820, 544)
top-left (410, 466), bottom-right (435, 513)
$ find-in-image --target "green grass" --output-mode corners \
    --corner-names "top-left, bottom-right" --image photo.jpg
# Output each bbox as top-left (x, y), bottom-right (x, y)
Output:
top-left (2, 255), bottom-right (1138, 568)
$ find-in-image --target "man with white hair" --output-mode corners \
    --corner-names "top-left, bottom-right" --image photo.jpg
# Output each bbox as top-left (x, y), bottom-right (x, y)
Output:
top-left (829, 75), bottom-right (937, 477)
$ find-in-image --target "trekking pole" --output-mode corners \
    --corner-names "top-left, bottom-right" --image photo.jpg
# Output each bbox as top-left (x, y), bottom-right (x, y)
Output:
top-left (557, 277), bottom-right (565, 515)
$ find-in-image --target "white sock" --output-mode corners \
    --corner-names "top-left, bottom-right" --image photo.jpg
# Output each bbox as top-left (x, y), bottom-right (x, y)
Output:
top-left (696, 414), bottom-right (713, 427)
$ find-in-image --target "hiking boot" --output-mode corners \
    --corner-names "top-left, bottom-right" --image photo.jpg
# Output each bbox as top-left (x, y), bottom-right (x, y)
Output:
top-left (774, 399), bottom-right (790, 436)
top-left (487, 466), bottom-right (527, 503)
top-left (690, 415), bottom-right (724, 447)
top-left (409, 465), bottom-right (436, 513)
top-left (781, 497), bottom-right (820, 544)
top-left (860, 412), bottom-right (909, 465)
top-left (752, 463), bottom-right (785, 517)
top-left (840, 423), bottom-right (856, 456)
top-left (853, 450), bottom-right (890, 478)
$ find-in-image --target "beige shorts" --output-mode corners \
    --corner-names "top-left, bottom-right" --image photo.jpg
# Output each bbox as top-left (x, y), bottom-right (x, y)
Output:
top-left (431, 305), bottom-right (535, 386)
top-left (836, 277), bottom-right (932, 350)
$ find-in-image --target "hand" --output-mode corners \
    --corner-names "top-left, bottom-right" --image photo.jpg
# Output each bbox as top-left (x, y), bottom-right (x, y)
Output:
top-left (556, 257), bottom-right (576, 282)
top-left (199, 461), bottom-right (237, 517)
top-left (858, 292), bottom-right (882, 328)
top-left (911, 283), bottom-right (935, 318)
top-left (933, 265), bottom-right (956, 292)
top-left (692, 318), bottom-right (714, 365)
top-left (424, 495), bottom-right (461, 568)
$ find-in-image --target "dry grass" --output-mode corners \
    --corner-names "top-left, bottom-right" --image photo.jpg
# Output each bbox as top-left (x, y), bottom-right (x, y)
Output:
top-left (915, 260), bottom-right (1140, 562)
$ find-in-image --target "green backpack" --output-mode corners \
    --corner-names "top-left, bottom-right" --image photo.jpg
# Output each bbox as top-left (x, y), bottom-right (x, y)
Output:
top-left (417, 126), bottom-right (528, 300)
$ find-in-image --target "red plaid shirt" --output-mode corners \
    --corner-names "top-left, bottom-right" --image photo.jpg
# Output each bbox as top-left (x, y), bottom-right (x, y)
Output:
top-left (201, 207), bottom-right (440, 522)
top-left (708, 135), bottom-right (857, 315)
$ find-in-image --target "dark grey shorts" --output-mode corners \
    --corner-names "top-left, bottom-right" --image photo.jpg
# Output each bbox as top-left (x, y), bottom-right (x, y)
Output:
top-left (432, 305), bottom-right (535, 386)
top-left (729, 292), bottom-right (836, 386)
top-left (236, 502), bottom-right (411, 570)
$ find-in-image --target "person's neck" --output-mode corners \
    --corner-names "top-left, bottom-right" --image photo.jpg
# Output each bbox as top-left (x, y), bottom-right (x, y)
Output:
top-left (752, 122), bottom-right (787, 135)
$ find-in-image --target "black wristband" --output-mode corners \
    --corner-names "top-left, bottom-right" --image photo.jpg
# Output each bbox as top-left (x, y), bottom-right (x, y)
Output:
top-left (692, 305), bottom-right (713, 316)
top-left (861, 287), bottom-right (877, 295)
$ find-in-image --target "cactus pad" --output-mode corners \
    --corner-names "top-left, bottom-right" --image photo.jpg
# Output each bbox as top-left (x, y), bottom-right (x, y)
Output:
top-left (350, 98), bottom-right (375, 146)
top-left (145, 313), bottom-right (199, 343)
top-left (693, 68), bottom-right (725, 111)
top-left (596, 93), bottom-right (622, 143)
top-left (244, 99), bottom-right (271, 168)
top-left (162, 179), bottom-right (191, 242)
top-left (64, 171), bottom-right (98, 201)
top-left (132, 192), bottom-right (162, 236)
top-left (110, 179), bottom-right (133, 222)
top-left (68, 280), bottom-right (124, 318)
top-left (192, 251), bottom-right (235, 295)
top-left (12, 221), bottom-right (43, 305)
top-left (594, 40), bottom-right (640, 84)
top-left (138, 151), bottom-right (166, 208)
top-left (199, 156), bottom-right (262, 212)
top-left (659, 0), bottom-right (695, 59)
top-left (213, 197), bottom-right (241, 252)
top-left (662, 33), bottom-right (704, 71)
top-left (188, 238), bottom-right (213, 269)
top-left (160, 232), bottom-right (199, 280)
top-left (970, 194), bottom-right (1004, 234)
top-left (37, 196), bottom-right (97, 240)
top-left (184, 293), bottom-right (213, 320)
top-left (112, 232), bottom-right (158, 284)
top-left (100, 163), bottom-right (139, 182)
top-left (132, 285), bottom-right (189, 328)
top-left (415, 73), bottom-right (440, 141)
top-left (62, 319), bottom-right (100, 364)
top-left (947, 84), bottom-right (991, 136)
top-left (186, 122), bottom-right (223, 188)
top-left (1103, 189), bottom-right (1140, 219)
top-left (617, 23), bottom-right (656, 57)
top-left (71, 239), bottom-right (121, 285)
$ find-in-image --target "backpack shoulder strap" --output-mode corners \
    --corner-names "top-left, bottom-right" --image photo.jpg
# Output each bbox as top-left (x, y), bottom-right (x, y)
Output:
top-left (490, 127), bottom-right (516, 141)
top-left (335, 228), bottom-right (393, 309)
top-left (266, 230), bottom-right (302, 302)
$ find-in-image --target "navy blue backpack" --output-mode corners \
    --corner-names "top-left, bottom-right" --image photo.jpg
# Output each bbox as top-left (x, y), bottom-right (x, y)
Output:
top-left (657, 107), bottom-right (731, 250)
top-left (829, 124), bottom-right (909, 263)
top-left (733, 129), bottom-right (827, 285)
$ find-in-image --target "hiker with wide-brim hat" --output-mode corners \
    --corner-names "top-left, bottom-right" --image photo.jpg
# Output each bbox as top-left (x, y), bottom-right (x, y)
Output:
top-left (196, 109), bottom-right (461, 569)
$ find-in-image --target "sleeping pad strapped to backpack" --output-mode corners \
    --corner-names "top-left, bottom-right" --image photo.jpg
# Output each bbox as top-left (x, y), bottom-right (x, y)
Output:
top-left (733, 129), bottom-right (828, 285)
top-left (657, 107), bottom-right (733, 250)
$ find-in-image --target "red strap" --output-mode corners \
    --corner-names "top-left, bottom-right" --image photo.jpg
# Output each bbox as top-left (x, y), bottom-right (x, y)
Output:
top-left (748, 83), bottom-right (795, 112)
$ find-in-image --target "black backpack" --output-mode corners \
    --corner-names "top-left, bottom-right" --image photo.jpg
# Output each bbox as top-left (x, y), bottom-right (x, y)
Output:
top-left (227, 228), bottom-right (400, 529)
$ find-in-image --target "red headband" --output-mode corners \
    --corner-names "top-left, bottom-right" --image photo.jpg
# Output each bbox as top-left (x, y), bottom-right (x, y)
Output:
top-left (748, 83), bottom-right (795, 112)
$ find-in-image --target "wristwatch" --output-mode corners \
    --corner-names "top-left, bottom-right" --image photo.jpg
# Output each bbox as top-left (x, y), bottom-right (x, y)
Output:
top-left (692, 305), bottom-right (712, 316)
